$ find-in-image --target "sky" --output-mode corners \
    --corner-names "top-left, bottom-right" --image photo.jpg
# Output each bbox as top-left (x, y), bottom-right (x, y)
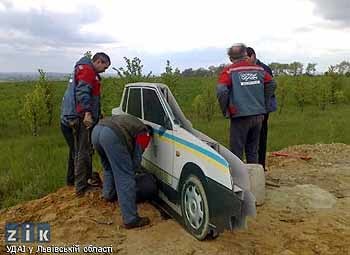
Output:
top-left (0, 0), bottom-right (349, 74)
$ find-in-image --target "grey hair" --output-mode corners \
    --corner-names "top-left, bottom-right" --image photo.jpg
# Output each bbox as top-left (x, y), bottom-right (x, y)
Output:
top-left (227, 43), bottom-right (247, 62)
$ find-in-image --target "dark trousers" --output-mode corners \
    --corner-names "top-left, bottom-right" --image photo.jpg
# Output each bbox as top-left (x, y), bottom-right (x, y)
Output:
top-left (258, 114), bottom-right (269, 169)
top-left (75, 119), bottom-right (93, 193)
top-left (92, 125), bottom-right (138, 224)
top-left (230, 115), bottom-right (264, 163)
top-left (61, 120), bottom-right (92, 193)
top-left (60, 123), bottom-right (75, 185)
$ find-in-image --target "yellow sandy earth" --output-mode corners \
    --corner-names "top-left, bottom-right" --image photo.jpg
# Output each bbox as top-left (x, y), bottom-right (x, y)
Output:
top-left (1, 144), bottom-right (349, 255)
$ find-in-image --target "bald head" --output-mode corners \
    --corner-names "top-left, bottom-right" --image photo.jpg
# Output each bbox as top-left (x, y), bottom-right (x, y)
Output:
top-left (227, 43), bottom-right (247, 63)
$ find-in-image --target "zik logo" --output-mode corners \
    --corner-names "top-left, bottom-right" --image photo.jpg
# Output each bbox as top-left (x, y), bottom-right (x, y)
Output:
top-left (5, 223), bottom-right (50, 243)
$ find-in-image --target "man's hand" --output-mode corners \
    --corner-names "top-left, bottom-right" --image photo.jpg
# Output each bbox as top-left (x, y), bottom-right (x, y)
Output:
top-left (83, 112), bottom-right (93, 128)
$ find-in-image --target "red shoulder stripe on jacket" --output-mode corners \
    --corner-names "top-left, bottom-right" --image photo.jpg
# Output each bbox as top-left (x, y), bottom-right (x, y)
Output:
top-left (226, 66), bottom-right (265, 73)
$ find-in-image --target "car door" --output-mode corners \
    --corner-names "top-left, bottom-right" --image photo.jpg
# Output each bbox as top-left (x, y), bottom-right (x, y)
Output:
top-left (141, 87), bottom-right (175, 187)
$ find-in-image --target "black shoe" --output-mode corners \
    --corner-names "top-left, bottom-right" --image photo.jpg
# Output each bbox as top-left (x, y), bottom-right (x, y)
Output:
top-left (88, 172), bottom-right (102, 187)
top-left (76, 185), bottom-right (99, 197)
top-left (102, 195), bottom-right (118, 203)
top-left (67, 178), bottom-right (75, 186)
top-left (123, 217), bottom-right (150, 229)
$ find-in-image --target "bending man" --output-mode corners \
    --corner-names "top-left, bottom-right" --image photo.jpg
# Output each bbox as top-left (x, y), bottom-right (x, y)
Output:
top-left (92, 114), bottom-right (153, 229)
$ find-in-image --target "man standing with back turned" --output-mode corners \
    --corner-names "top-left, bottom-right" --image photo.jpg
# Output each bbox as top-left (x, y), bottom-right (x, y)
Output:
top-left (60, 52), bottom-right (110, 196)
top-left (216, 43), bottom-right (276, 163)
top-left (247, 47), bottom-right (277, 170)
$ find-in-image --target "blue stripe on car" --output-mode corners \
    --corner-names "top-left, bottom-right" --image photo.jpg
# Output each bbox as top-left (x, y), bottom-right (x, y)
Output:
top-left (153, 128), bottom-right (229, 168)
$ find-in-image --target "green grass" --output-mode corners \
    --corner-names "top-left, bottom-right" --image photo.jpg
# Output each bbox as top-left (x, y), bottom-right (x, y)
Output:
top-left (0, 129), bottom-right (66, 208)
top-left (190, 104), bottom-right (350, 152)
top-left (1, 77), bottom-right (350, 208)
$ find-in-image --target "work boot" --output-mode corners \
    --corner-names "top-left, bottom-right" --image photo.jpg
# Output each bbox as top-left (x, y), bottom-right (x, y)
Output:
top-left (67, 182), bottom-right (75, 187)
top-left (88, 172), bottom-right (103, 187)
top-left (123, 217), bottom-right (150, 229)
top-left (101, 194), bottom-right (118, 203)
top-left (76, 184), bottom-right (99, 197)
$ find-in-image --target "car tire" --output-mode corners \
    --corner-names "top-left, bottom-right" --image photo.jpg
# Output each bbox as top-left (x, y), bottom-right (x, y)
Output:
top-left (180, 174), bottom-right (210, 240)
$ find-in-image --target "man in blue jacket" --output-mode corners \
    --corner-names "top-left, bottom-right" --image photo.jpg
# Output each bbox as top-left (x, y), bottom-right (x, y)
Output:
top-left (247, 47), bottom-right (277, 170)
top-left (217, 43), bottom-right (276, 163)
top-left (60, 52), bottom-right (110, 196)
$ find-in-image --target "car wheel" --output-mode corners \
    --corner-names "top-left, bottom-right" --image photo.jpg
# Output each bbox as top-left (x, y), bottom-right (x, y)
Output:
top-left (181, 174), bottom-right (210, 240)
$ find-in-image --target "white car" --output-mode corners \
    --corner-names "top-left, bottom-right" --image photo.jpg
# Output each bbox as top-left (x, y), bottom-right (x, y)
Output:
top-left (112, 82), bottom-right (256, 240)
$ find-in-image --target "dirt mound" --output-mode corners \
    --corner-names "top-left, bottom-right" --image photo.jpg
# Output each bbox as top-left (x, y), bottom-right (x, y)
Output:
top-left (1, 144), bottom-right (350, 254)
top-left (267, 184), bottom-right (337, 211)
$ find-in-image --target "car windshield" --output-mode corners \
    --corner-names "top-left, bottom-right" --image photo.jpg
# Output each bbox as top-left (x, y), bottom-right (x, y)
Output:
top-left (158, 87), bottom-right (180, 125)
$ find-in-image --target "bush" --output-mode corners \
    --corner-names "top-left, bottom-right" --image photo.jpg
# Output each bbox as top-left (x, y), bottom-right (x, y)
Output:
top-left (20, 70), bottom-right (52, 135)
top-left (160, 60), bottom-right (180, 96)
top-left (21, 84), bottom-right (48, 136)
top-left (192, 84), bottom-right (217, 122)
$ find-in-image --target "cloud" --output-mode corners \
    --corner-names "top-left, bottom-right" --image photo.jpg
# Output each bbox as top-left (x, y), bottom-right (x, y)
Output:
top-left (310, 0), bottom-right (350, 27)
top-left (0, 3), bottom-right (116, 50)
top-left (0, 2), bottom-right (117, 72)
top-left (0, 0), bottom-right (348, 73)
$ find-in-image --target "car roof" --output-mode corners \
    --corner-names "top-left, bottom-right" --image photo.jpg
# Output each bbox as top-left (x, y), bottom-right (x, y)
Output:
top-left (125, 82), bottom-right (169, 90)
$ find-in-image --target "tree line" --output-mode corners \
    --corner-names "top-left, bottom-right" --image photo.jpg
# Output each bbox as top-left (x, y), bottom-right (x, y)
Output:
top-left (181, 61), bottom-right (350, 77)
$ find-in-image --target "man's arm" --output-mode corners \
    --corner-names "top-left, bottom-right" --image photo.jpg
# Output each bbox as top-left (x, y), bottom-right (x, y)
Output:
top-left (263, 72), bottom-right (277, 110)
top-left (75, 65), bottom-right (97, 127)
top-left (216, 68), bottom-right (233, 117)
top-left (132, 132), bottom-right (151, 171)
top-left (257, 60), bottom-right (273, 77)
top-left (75, 65), bottom-right (96, 113)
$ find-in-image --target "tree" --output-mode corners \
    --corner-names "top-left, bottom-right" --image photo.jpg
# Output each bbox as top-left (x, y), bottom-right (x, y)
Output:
top-left (180, 64), bottom-right (225, 77)
top-left (37, 69), bottom-right (54, 126)
top-left (113, 57), bottom-right (152, 83)
top-left (305, 63), bottom-right (317, 76)
top-left (181, 68), bottom-right (194, 77)
top-left (269, 62), bottom-right (289, 76)
top-left (84, 51), bottom-right (92, 59)
top-left (288, 62), bottom-right (303, 76)
top-left (161, 60), bottom-right (180, 95)
top-left (326, 66), bottom-right (344, 104)
top-left (335, 61), bottom-right (350, 75)
top-left (208, 65), bottom-right (217, 76)
top-left (21, 70), bottom-right (51, 136)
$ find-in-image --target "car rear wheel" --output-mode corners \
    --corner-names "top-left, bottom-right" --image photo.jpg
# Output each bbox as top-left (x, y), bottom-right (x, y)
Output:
top-left (181, 174), bottom-right (210, 240)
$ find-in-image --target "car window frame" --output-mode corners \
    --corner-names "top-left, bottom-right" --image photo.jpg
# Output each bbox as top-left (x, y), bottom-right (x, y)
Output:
top-left (122, 87), bottom-right (129, 112)
top-left (141, 87), bottom-right (174, 130)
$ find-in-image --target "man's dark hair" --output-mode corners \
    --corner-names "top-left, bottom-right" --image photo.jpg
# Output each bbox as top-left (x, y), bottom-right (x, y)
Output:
top-left (227, 43), bottom-right (247, 61)
top-left (92, 52), bottom-right (111, 65)
top-left (246, 47), bottom-right (256, 57)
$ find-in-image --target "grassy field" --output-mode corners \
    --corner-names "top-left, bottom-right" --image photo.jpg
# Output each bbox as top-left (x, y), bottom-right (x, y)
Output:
top-left (1, 76), bottom-right (350, 208)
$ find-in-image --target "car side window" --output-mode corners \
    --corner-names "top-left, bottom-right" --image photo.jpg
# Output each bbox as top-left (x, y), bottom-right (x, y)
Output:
top-left (127, 88), bottom-right (141, 118)
top-left (143, 89), bottom-right (167, 127)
